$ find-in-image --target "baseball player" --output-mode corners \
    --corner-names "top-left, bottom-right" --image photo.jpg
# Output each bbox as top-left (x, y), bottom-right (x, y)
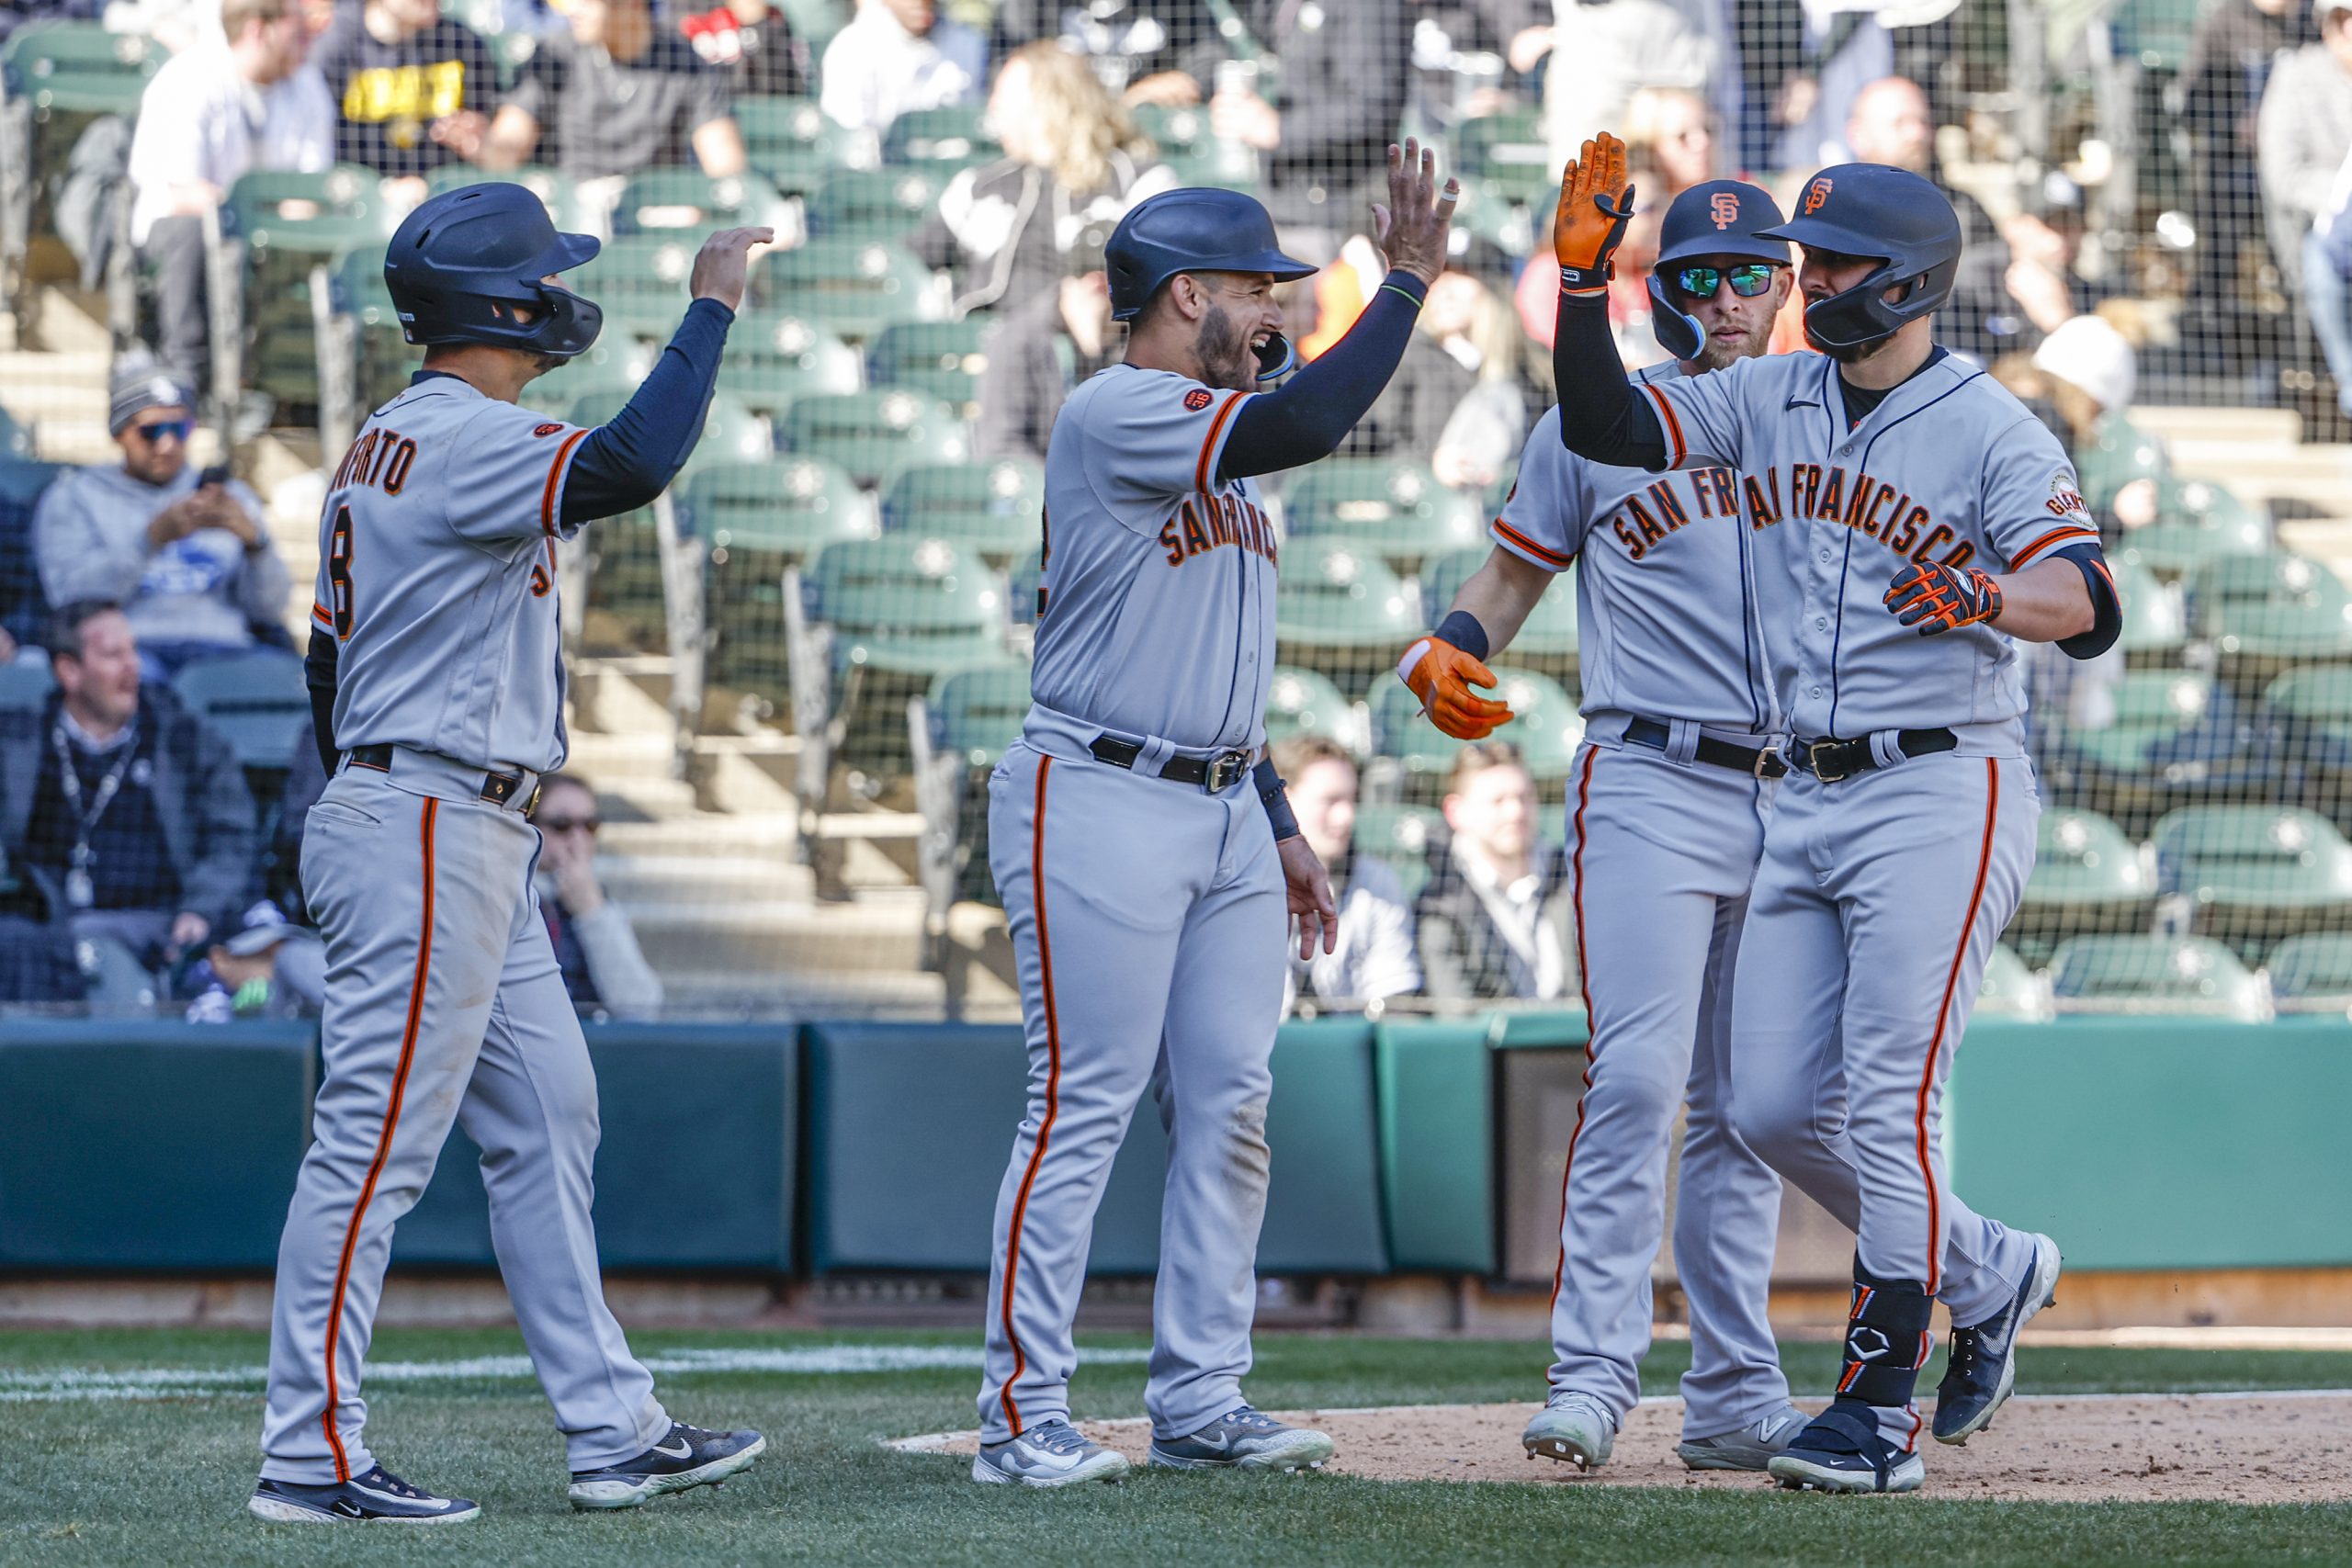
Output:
top-left (1400, 180), bottom-right (1807, 1476)
top-left (249, 184), bottom-right (768, 1523)
top-left (1545, 141), bottom-right (2120, 1494)
top-left (971, 145), bottom-right (1458, 1488)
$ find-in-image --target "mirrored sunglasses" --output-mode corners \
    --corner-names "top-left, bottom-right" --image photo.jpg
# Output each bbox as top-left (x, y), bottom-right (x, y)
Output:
top-left (130, 418), bottom-right (195, 443)
top-left (1666, 263), bottom-right (1778, 299)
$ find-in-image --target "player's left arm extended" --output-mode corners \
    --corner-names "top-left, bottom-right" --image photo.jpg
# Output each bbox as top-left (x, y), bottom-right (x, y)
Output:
top-left (1215, 272), bottom-right (1429, 481)
top-left (558, 299), bottom-right (736, 525)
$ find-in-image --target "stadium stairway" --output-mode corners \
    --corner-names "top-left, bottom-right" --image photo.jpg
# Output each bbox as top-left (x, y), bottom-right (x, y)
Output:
top-left (2132, 404), bottom-right (2352, 569)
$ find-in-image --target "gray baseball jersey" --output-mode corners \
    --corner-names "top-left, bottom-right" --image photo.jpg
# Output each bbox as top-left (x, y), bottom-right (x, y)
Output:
top-left (309, 375), bottom-right (590, 774)
top-left (1640, 351), bottom-right (2099, 746)
top-left (1028, 365), bottom-right (1276, 752)
top-left (1494, 369), bottom-right (1778, 733)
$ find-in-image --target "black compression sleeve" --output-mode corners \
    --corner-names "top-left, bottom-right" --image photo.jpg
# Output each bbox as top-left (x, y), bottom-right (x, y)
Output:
top-left (1217, 271), bottom-right (1426, 481)
top-left (2050, 541), bottom-right (2122, 660)
top-left (1551, 289), bottom-right (1670, 468)
top-left (304, 624), bottom-right (339, 773)
top-left (560, 298), bottom-right (735, 525)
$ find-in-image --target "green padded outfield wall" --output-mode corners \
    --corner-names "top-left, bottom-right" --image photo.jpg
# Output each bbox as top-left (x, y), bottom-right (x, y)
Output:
top-left (1947, 1018), bottom-right (2352, 1271)
top-left (1374, 1019), bottom-right (1497, 1274)
top-left (393, 1025), bottom-right (797, 1271)
top-left (0, 1021), bottom-right (316, 1269)
top-left (805, 1020), bottom-right (1387, 1275)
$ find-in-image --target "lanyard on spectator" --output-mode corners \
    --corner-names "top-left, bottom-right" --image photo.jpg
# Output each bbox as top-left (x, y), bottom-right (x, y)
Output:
top-left (51, 722), bottom-right (138, 910)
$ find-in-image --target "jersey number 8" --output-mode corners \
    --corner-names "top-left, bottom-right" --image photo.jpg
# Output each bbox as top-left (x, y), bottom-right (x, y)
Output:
top-left (327, 503), bottom-right (356, 639)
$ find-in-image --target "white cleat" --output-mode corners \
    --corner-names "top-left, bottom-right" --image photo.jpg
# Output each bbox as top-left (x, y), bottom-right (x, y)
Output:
top-left (972, 1420), bottom-right (1131, 1488)
top-left (1521, 1390), bottom-right (1616, 1471)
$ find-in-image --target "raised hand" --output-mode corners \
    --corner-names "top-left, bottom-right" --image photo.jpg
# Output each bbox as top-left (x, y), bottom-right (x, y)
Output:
top-left (688, 226), bottom-right (776, 313)
top-left (1372, 137), bottom-right (1461, 287)
top-left (1554, 132), bottom-right (1634, 294)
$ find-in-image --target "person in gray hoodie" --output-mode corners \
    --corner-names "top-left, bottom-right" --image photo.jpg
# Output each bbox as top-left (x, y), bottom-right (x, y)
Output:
top-left (31, 364), bottom-right (290, 683)
top-left (2258, 0), bottom-right (2352, 299)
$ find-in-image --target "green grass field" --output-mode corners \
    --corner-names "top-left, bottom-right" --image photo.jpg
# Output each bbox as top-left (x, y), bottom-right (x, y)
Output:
top-left (4, 1327), bottom-right (2349, 1566)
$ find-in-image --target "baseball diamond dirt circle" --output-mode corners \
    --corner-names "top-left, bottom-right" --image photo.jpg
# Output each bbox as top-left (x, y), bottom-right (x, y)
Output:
top-left (895, 1393), bottom-right (2352, 1504)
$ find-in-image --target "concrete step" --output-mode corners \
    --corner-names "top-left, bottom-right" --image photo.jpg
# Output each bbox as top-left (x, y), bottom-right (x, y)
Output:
top-left (2131, 405), bottom-right (2302, 446)
top-left (631, 891), bottom-right (926, 974)
top-left (596, 852), bottom-right (814, 907)
top-left (659, 965), bottom-right (948, 1016)
top-left (598, 811), bottom-right (799, 859)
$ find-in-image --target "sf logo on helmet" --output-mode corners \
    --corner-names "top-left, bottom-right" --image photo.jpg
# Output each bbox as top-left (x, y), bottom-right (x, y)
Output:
top-left (1710, 192), bottom-right (1740, 230)
top-left (1804, 176), bottom-right (1835, 215)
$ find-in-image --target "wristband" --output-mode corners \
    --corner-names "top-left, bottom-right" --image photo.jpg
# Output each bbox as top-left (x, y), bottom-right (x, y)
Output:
top-left (1434, 608), bottom-right (1490, 662)
top-left (1253, 757), bottom-right (1300, 841)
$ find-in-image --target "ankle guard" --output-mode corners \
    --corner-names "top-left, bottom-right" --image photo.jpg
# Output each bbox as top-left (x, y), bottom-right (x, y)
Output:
top-left (1836, 1264), bottom-right (1932, 1406)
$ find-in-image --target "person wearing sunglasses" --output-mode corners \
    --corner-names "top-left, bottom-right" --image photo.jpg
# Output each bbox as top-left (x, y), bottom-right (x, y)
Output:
top-left (1397, 179), bottom-right (1808, 1482)
top-left (31, 362), bottom-right (291, 683)
top-left (528, 773), bottom-right (663, 1021)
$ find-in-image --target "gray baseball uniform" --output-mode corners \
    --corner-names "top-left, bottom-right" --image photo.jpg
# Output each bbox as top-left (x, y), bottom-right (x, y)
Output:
top-left (978, 366), bottom-right (1288, 1446)
top-left (1495, 389), bottom-right (1789, 1443)
top-left (1642, 347), bottom-right (2100, 1450)
top-left (260, 378), bottom-right (670, 1484)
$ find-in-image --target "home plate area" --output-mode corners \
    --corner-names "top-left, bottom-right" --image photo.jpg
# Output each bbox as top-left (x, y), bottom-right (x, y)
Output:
top-left (894, 1392), bottom-right (2352, 1503)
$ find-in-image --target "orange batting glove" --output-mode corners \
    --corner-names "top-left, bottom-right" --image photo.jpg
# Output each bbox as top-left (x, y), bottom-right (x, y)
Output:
top-left (1398, 634), bottom-right (1514, 740)
top-left (1554, 132), bottom-right (1634, 296)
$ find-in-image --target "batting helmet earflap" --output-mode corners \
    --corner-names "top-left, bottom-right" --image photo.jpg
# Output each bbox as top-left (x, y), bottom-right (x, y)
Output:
top-left (1645, 179), bottom-right (1791, 361)
top-left (1105, 186), bottom-right (1317, 380)
top-left (1751, 164), bottom-right (1961, 353)
top-left (383, 182), bottom-right (604, 360)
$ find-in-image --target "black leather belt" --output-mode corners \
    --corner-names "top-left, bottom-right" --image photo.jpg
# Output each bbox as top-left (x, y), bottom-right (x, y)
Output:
top-left (1785, 728), bottom-right (1958, 783)
top-left (345, 744), bottom-right (537, 808)
top-left (1623, 717), bottom-right (1788, 779)
top-left (1088, 735), bottom-right (1255, 792)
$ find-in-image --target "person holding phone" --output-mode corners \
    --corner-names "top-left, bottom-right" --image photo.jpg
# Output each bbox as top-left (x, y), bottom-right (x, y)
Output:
top-left (32, 362), bottom-right (291, 682)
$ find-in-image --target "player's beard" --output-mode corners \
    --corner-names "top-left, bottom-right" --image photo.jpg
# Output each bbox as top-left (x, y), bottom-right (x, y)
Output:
top-left (1194, 305), bottom-right (1259, 392)
top-left (1692, 316), bottom-right (1773, 372)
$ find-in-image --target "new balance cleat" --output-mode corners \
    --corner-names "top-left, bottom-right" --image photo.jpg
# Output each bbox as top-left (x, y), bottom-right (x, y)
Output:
top-left (1148, 1406), bottom-right (1333, 1472)
top-left (1521, 1390), bottom-right (1616, 1471)
top-left (247, 1464), bottom-right (480, 1524)
top-left (568, 1420), bottom-right (765, 1510)
top-left (971, 1419), bottom-right (1131, 1487)
top-left (1678, 1402), bottom-right (1810, 1472)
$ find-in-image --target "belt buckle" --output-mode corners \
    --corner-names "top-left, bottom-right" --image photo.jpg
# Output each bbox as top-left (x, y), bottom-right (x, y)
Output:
top-left (1805, 739), bottom-right (1849, 784)
top-left (1206, 750), bottom-right (1249, 792)
top-left (1753, 744), bottom-right (1777, 780)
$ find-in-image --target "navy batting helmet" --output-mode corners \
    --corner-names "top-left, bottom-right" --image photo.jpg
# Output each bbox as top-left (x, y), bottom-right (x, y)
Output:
top-left (1646, 179), bottom-right (1790, 360)
top-left (1752, 164), bottom-right (1961, 353)
top-left (1105, 187), bottom-right (1315, 377)
top-left (383, 183), bottom-right (604, 360)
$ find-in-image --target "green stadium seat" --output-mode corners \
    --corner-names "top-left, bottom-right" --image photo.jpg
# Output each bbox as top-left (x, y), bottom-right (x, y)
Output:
top-left (1370, 665), bottom-right (1583, 785)
top-left (2072, 412), bottom-right (2168, 512)
top-left (922, 660), bottom-right (1032, 769)
top-left (2065, 669), bottom-right (2216, 772)
top-left (2110, 0), bottom-right (2205, 73)
top-left (807, 166), bottom-right (948, 239)
top-left (560, 233), bottom-right (704, 336)
top-left (1975, 942), bottom-right (2046, 1020)
top-left (2114, 477), bottom-right (2270, 581)
top-left (0, 21), bottom-right (161, 115)
top-left (421, 165), bottom-right (591, 231)
top-left (733, 94), bottom-right (854, 195)
top-left (763, 238), bottom-right (941, 337)
top-left (2154, 805), bottom-right (2352, 961)
top-left (525, 333), bottom-right (654, 419)
top-left (2264, 666), bottom-right (2352, 822)
top-left (717, 312), bottom-right (864, 417)
top-left (1262, 666), bottom-right (1357, 750)
top-left (2009, 808), bottom-right (2154, 964)
top-left (1274, 536), bottom-right (1419, 687)
top-left (0, 661), bottom-right (55, 711)
top-left (2190, 550), bottom-right (2352, 665)
top-left (2266, 932), bottom-right (2352, 1011)
top-left (561, 386), bottom-right (772, 470)
top-left (773, 0), bottom-right (853, 49)
top-left (169, 649), bottom-right (309, 772)
top-left (1422, 545), bottom-right (1578, 660)
top-left (610, 169), bottom-right (793, 237)
top-left (222, 166), bottom-right (393, 257)
top-left (695, 457), bottom-right (876, 705)
top-left (2046, 934), bottom-right (2269, 1020)
top-left (1281, 458), bottom-right (1488, 565)
top-left (880, 104), bottom-right (996, 167)
top-left (1454, 107), bottom-right (1551, 204)
top-left (780, 389), bottom-right (967, 487)
top-left (1130, 106), bottom-right (1256, 183)
top-left (1353, 801), bottom-right (1443, 902)
top-left (913, 660), bottom-right (1035, 907)
top-left (2112, 554), bottom-right (2187, 661)
top-left (0, 410), bottom-right (36, 461)
top-left (803, 536), bottom-right (1009, 678)
top-left (1009, 545), bottom-right (1044, 626)
top-left (879, 457), bottom-right (1040, 560)
top-left (866, 318), bottom-right (988, 409)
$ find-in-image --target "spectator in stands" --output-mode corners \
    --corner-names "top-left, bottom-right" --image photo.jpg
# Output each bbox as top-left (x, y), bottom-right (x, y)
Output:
top-left (1533, 0), bottom-right (1714, 163)
top-left (33, 366), bottom-right (290, 684)
top-left (311, 0), bottom-right (502, 205)
top-left (483, 0), bottom-right (748, 180)
top-left (2182, 0), bottom-right (2306, 339)
top-left (1416, 740), bottom-right (1572, 1003)
top-left (912, 40), bottom-right (1170, 315)
top-left (0, 602), bottom-right (255, 975)
top-left (1209, 0), bottom-right (1412, 235)
top-left (1273, 737), bottom-right (1418, 1012)
top-left (973, 234), bottom-right (1117, 463)
top-left (992, 0), bottom-right (1225, 107)
top-left (1623, 84), bottom-right (1716, 202)
top-left (1423, 240), bottom-right (1530, 493)
top-left (2258, 0), bottom-right (2352, 302)
top-left (678, 0), bottom-right (809, 97)
top-left (182, 898), bottom-right (324, 1021)
top-left (819, 0), bottom-right (985, 137)
top-left (530, 773), bottom-right (663, 1019)
top-left (125, 0), bottom-right (334, 389)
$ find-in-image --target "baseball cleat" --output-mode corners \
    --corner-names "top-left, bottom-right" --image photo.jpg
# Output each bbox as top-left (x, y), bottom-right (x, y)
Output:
top-left (1148, 1405), bottom-right (1334, 1472)
top-left (971, 1420), bottom-right (1131, 1487)
top-left (567, 1420), bottom-right (765, 1510)
top-left (1767, 1403), bottom-right (1925, 1495)
top-left (247, 1464), bottom-right (480, 1524)
top-left (1677, 1402), bottom-right (1810, 1472)
top-left (1933, 1231), bottom-right (2062, 1445)
top-left (1521, 1389), bottom-right (1616, 1471)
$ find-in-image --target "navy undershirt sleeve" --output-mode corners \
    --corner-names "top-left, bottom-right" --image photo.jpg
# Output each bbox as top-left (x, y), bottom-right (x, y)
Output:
top-left (1217, 272), bottom-right (1427, 481)
top-left (560, 297), bottom-right (735, 525)
top-left (2050, 540), bottom-right (2122, 660)
top-left (1551, 290), bottom-right (1669, 468)
top-left (304, 625), bottom-right (339, 773)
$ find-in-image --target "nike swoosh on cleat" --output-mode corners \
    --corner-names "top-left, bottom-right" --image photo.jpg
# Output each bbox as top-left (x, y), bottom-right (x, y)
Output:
top-left (651, 1437), bottom-right (693, 1460)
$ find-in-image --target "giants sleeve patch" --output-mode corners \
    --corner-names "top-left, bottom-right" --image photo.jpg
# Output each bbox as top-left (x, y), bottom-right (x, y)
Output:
top-left (533, 423), bottom-right (565, 437)
top-left (1183, 389), bottom-right (1214, 412)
